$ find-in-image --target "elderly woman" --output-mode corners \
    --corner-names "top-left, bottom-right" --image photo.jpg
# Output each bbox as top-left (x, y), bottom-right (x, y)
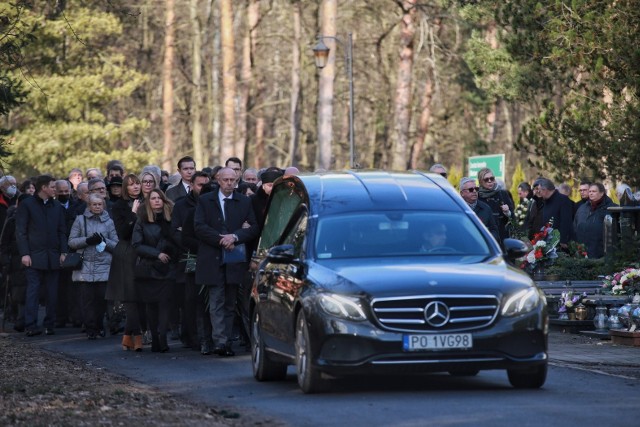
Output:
top-left (106, 174), bottom-right (146, 351)
top-left (132, 189), bottom-right (178, 352)
top-left (477, 167), bottom-right (514, 244)
top-left (573, 183), bottom-right (617, 258)
top-left (68, 194), bottom-right (118, 339)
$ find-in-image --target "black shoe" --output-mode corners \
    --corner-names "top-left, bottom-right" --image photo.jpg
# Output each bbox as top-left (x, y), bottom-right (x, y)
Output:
top-left (200, 342), bottom-right (212, 355)
top-left (87, 333), bottom-right (97, 340)
top-left (44, 328), bottom-right (55, 335)
top-left (25, 329), bottom-right (42, 337)
top-left (213, 344), bottom-right (235, 357)
top-left (99, 330), bottom-right (106, 338)
top-left (13, 324), bottom-right (25, 333)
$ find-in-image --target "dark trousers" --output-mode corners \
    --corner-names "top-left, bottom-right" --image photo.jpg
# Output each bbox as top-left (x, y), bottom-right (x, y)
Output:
top-left (146, 299), bottom-right (171, 350)
top-left (56, 270), bottom-right (82, 326)
top-left (208, 281), bottom-right (238, 347)
top-left (79, 281), bottom-right (107, 335)
top-left (24, 268), bottom-right (59, 331)
top-left (123, 301), bottom-right (145, 335)
top-left (183, 275), bottom-right (200, 348)
top-left (237, 271), bottom-right (253, 343)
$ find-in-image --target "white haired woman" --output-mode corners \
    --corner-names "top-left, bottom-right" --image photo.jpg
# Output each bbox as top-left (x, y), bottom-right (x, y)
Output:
top-left (68, 194), bottom-right (119, 339)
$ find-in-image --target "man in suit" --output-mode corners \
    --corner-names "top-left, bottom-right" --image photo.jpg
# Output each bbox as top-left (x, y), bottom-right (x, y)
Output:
top-left (16, 175), bottom-right (69, 336)
top-left (166, 156), bottom-right (196, 202)
top-left (194, 167), bottom-right (259, 356)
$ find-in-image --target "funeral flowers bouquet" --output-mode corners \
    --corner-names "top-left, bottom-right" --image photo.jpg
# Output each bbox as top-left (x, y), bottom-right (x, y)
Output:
top-left (602, 267), bottom-right (640, 296)
top-left (507, 198), bottom-right (532, 240)
top-left (518, 218), bottom-right (561, 274)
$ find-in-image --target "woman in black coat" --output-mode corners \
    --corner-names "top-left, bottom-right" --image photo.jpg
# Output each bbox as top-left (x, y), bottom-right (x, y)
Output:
top-left (106, 174), bottom-right (145, 351)
top-left (0, 195), bottom-right (31, 331)
top-left (573, 183), bottom-right (617, 258)
top-left (477, 167), bottom-right (514, 245)
top-left (132, 189), bottom-right (178, 352)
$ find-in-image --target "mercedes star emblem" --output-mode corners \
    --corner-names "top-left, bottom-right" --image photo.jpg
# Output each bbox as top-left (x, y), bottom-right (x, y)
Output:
top-left (424, 301), bottom-right (450, 327)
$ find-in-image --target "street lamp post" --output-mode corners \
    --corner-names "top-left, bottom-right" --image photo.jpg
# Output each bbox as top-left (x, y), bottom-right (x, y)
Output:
top-left (313, 33), bottom-right (356, 169)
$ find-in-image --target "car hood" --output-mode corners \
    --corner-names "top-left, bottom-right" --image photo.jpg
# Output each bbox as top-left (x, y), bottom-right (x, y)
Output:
top-left (306, 256), bottom-right (534, 298)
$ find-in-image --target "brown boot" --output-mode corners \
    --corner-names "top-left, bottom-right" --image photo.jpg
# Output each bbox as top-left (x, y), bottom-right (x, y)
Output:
top-left (122, 334), bottom-right (134, 351)
top-left (133, 335), bottom-right (143, 352)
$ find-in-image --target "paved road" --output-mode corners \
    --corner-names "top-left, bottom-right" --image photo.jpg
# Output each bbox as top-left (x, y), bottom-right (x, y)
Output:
top-left (31, 329), bottom-right (640, 427)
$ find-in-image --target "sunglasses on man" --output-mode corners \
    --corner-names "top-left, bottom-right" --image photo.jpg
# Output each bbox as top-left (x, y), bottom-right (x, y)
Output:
top-left (463, 186), bottom-right (480, 193)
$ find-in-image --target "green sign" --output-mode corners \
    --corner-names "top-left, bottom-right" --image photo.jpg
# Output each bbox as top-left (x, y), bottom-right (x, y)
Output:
top-left (468, 154), bottom-right (505, 182)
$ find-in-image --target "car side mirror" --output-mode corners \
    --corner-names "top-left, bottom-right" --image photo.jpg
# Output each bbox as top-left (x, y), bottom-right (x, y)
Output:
top-left (267, 244), bottom-right (296, 263)
top-left (503, 238), bottom-right (528, 264)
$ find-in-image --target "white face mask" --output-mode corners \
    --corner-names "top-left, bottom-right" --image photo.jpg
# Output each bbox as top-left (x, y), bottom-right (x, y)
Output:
top-left (4, 185), bottom-right (17, 198)
top-left (96, 241), bottom-right (107, 253)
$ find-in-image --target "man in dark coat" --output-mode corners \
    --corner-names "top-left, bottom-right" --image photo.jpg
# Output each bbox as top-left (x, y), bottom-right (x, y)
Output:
top-left (459, 177), bottom-right (500, 242)
top-left (0, 175), bottom-right (19, 230)
top-left (537, 178), bottom-right (574, 248)
top-left (55, 179), bottom-right (83, 328)
top-left (171, 171), bottom-right (210, 353)
top-left (16, 175), bottom-right (69, 336)
top-left (194, 167), bottom-right (259, 356)
top-left (166, 156), bottom-right (196, 202)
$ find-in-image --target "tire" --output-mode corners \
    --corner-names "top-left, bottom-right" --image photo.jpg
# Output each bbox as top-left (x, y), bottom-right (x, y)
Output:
top-left (251, 311), bottom-right (287, 381)
top-left (448, 369), bottom-right (480, 377)
top-left (507, 363), bottom-right (547, 389)
top-left (295, 312), bottom-right (327, 393)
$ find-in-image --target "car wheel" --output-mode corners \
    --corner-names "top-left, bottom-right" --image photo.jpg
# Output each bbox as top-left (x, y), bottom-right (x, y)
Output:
top-left (251, 311), bottom-right (287, 381)
top-left (448, 369), bottom-right (479, 377)
top-left (507, 363), bottom-right (547, 389)
top-left (295, 312), bottom-right (327, 393)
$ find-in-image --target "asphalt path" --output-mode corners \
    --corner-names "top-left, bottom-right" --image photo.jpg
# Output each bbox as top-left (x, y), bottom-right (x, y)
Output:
top-left (32, 330), bottom-right (639, 427)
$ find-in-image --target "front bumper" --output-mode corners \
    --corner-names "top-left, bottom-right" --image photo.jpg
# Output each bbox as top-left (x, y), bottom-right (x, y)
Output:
top-left (311, 310), bottom-right (548, 376)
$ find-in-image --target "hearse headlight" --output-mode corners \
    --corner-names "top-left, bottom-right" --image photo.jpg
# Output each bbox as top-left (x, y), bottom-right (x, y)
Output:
top-left (502, 288), bottom-right (541, 317)
top-left (319, 294), bottom-right (367, 321)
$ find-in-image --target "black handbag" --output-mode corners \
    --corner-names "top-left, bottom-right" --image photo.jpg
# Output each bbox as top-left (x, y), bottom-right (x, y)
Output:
top-left (61, 252), bottom-right (83, 270)
top-left (62, 216), bottom-right (87, 270)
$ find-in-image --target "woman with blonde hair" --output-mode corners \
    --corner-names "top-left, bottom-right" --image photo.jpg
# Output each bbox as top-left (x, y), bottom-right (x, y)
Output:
top-left (132, 188), bottom-right (178, 352)
top-left (107, 174), bottom-right (146, 351)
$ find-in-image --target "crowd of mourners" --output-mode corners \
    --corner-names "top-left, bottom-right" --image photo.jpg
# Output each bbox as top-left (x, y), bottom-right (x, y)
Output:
top-left (0, 160), bottom-right (625, 355)
top-left (0, 157), bottom-right (296, 356)
top-left (431, 163), bottom-right (623, 258)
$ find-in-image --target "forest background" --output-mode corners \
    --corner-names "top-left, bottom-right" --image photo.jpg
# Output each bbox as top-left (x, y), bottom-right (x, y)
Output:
top-left (1, 0), bottom-right (639, 194)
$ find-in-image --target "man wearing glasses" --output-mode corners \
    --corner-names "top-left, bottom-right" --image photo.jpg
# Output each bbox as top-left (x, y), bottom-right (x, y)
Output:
top-left (459, 177), bottom-right (499, 242)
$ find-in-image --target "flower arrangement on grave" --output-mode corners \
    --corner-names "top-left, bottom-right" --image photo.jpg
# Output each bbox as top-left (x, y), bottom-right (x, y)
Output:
top-left (558, 290), bottom-right (587, 314)
top-left (518, 218), bottom-right (560, 275)
top-left (602, 266), bottom-right (640, 296)
top-left (507, 198), bottom-right (532, 240)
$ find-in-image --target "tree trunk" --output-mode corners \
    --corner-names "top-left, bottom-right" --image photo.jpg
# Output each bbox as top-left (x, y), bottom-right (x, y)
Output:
top-left (190, 0), bottom-right (204, 168)
top-left (289, 0), bottom-right (302, 167)
top-left (410, 71), bottom-right (434, 170)
top-left (485, 21), bottom-right (499, 145)
top-left (391, 0), bottom-right (416, 171)
top-left (317, 0), bottom-right (337, 170)
top-left (219, 0), bottom-right (237, 162)
top-left (162, 0), bottom-right (175, 171)
top-left (239, 0), bottom-right (259, 165)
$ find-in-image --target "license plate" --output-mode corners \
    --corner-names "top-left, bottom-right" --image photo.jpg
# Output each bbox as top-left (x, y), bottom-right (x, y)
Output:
top-left (403, 333), bottom-right (473, 351)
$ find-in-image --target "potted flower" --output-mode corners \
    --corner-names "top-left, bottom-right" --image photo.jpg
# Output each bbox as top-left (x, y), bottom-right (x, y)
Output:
top-left (557, 290), bottom-right (587, 320)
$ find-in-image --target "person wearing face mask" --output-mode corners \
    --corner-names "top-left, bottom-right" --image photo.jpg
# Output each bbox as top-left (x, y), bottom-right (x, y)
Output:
top-left (0, 175), bottom-right (19, 231)
top-left (68, 194), bottom-right (119, 339)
